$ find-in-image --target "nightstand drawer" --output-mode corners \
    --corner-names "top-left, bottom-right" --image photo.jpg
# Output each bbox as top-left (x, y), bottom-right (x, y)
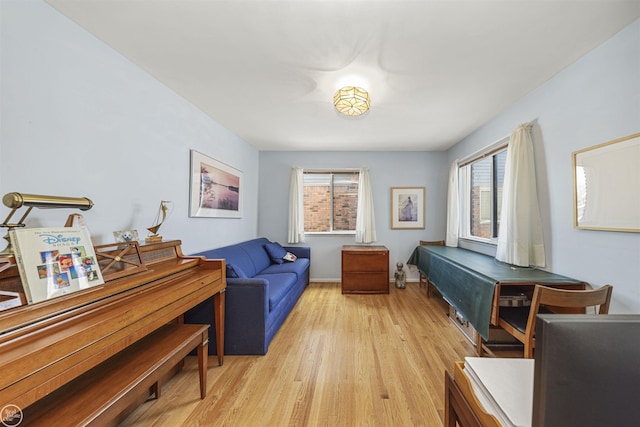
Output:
top-left (342, 252), bottom-right (388, 272)
top-left (342, 272), bottom-right (389, 293)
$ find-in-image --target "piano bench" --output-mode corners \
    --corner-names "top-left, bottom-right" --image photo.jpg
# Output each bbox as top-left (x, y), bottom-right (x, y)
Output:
top-left (22, 323), bottom-right (209, 426)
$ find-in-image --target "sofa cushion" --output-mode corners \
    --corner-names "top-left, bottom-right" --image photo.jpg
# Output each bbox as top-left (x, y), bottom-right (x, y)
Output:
top-left (226, 263), bottom-right (248, 279)
top-left (195, 244), bottom-right (259, 277)
top-left (264, 242), bottom-right (287, 265)
top-left (238, 238), bottom-right (273, 273)
top-left (254, 272), bottom-right (298, 311)
top-left (261, 258), bottom-right (310, 279)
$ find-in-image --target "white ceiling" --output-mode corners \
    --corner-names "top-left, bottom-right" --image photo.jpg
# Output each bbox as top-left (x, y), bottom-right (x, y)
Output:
top-left (46, 0), bottom-right (640, 151)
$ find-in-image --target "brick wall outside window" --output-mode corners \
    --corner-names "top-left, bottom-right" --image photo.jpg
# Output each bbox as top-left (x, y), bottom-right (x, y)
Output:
top-left (470, 185), bottom-right (491, 238)
top-left (333, 184), bottom-right (358, 231)
top-left (304, 185), bottom-right (331, 232)
top-left (304, 181), bottom-right (358, 232)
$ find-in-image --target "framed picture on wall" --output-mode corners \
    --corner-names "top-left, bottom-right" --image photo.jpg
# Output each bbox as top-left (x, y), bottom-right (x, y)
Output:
top-left (572, 132), bottom-right (640, 232)
top-left (390, 187), bottom-right (425, 229)
top-left (189, 150), bottom-right (243, 218)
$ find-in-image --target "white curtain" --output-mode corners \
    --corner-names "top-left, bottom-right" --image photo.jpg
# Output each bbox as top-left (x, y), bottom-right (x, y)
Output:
top-left (496, 122), bottom-right (546, 267)
top-left (287, 167), bottom-right (305, 243)
top-left (445, 160), bottom-right (459, 247)
top-left (355, 167), bottom-right (377, 243)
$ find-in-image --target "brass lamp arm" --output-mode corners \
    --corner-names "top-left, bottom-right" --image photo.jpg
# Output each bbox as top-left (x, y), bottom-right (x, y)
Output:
top-left (0, 192), bottom-right (94, 255)
top-left (1, 206), bottom-right (33, 229)
top-left (2, 193), bottom-right (93, 210)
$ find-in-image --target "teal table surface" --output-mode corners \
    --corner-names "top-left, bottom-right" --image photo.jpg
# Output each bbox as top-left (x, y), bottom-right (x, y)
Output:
top-left (407, 245), bottom-right (584, 339)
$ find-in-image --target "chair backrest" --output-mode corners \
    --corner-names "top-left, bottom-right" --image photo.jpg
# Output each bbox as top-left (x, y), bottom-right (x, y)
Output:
top-left (419, 240), bottom-right (445, 246)
top-left (524, 284), bottom-right (613, 353)
top-left (534, 285), bottom-right (613, 315)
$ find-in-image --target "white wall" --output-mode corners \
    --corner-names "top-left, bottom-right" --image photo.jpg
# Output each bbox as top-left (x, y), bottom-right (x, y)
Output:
top-left (258, 151), bottom-right (448, 281)
top-left (0, 0), bottom-right (259, 255)
top-left (448, 19), bottom-right (640, 313)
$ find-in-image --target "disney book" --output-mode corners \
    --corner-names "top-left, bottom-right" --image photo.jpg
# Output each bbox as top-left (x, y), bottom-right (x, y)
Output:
top-left (9, 227), bottom-right (104, 304)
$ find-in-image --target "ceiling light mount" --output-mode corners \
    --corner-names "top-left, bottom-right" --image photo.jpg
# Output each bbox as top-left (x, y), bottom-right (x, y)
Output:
top-left (333, 86), bottom-right (370, 116)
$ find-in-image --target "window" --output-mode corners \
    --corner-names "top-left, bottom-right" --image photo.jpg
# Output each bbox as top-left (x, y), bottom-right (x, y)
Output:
top-left (460, 146), bottom-right (507, 241)
top-left (303, 171), bottom-right (359, 233)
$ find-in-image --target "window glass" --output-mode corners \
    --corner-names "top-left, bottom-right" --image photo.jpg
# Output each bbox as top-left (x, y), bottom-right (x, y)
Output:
top-left (332, 173), bottom-right (359, 231)
top-left (471, 156), bottom-right (492, 237)
top-left (303, 171), bottom-right (359, 233)
top-left (495, 149), bottom-right (507, 230)
top-left (461, 147), bottom-right (507, 241)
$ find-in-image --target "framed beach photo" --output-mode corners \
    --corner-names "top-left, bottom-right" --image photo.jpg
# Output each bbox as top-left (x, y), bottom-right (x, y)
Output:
top-left (390, 187), bottom-right (425, 229)
top-left (189, 150), bottom-right (243, 218)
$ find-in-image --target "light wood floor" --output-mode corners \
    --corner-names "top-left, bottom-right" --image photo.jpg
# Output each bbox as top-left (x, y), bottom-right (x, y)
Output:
top-left (120, 282), bottom-right (479, 426)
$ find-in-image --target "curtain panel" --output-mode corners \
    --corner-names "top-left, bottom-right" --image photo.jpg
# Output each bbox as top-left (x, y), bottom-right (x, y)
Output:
top-left (496, 122), bottom-right (546, 267)
top-left (355, 167), bottom-right (377, 243)
top-left (287, 167), bottom-right (305, 243)
top-left (445, 160), bottom-right (459, 247)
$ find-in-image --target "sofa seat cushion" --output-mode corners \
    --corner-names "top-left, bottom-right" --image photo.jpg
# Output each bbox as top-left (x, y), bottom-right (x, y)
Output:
top-left (260, 258), bottom-right (310, 279)
top-left (254, 272), bottom-right (298, 312)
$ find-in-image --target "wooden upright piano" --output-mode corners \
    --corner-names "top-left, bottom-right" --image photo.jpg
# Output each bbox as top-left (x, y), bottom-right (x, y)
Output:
top-left (0, 240), bottom-right (225, 426)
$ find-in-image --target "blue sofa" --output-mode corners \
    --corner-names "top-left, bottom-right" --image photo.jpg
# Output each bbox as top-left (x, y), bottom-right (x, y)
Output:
top-left (184, 237), bottom-right (310, 355)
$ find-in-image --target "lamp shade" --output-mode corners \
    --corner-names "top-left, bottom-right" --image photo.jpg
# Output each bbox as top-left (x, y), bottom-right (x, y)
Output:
top-left (333, 86), bottom-right (370, 116)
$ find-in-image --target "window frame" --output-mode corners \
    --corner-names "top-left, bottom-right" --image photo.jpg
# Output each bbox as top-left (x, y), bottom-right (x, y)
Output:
top-left (458, 139), bottom-right (508, 245)
top-left (302, 169), bottom-right (359, 235)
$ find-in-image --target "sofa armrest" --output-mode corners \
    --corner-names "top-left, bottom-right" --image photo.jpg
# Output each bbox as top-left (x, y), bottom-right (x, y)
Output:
top-left (228, 277), bottom-right (269, 287)
top-left (283, 246), bottom-right (310, 259)
top-left (226, 277), bottom-right (270, 315)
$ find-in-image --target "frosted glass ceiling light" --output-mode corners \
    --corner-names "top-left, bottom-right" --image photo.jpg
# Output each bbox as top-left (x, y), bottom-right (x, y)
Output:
top-left (333, 86), bottom-right (370, 116)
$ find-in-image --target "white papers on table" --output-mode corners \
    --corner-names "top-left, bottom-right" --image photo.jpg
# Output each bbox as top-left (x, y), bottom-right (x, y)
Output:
top-left (463, 357), bottom-right (534, 427)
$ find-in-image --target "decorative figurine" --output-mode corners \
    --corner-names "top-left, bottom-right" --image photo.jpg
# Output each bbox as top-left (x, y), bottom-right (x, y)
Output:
top-left (394, 261), bottom-right (406, 289)
top-left (145, 200), bottom-right (173, 244)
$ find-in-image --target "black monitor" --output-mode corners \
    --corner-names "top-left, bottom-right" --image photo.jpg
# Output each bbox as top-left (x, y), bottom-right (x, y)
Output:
top-left (533, 314), bottom-right (640, 427)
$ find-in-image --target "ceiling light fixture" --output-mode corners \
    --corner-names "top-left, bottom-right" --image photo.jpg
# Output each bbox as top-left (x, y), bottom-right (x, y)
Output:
top-left (333, 86), bottom-right (370, 116)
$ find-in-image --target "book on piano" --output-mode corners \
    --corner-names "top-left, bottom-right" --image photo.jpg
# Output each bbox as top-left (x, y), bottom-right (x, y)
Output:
top-left (9, 227), bottom-right (104, 304)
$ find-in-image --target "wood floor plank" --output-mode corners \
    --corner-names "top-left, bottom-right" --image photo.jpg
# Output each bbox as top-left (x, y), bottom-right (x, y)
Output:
top-left (119, 282), bottom-right (477, 426)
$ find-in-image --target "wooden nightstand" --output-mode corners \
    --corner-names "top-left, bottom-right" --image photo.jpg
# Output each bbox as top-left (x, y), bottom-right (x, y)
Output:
top-left (341, 245), bottom-right (389, 294)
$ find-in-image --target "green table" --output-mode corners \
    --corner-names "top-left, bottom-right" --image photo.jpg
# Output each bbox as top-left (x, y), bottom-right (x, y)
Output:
top-left (407, 245), bottom-right (585, 341)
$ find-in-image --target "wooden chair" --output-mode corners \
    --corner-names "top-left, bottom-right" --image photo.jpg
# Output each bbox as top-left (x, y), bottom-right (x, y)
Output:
top-left (418, 240), bottom-right (445, 297)
top-left (498, 284), bottom-right (613, 358)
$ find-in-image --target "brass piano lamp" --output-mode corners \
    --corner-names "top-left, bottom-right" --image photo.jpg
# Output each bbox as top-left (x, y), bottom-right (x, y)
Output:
top-left (0, 192), bottom-right (94, 255)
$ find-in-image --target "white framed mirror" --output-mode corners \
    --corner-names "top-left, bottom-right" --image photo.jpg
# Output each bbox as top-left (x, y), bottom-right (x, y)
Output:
top-left (572, 132), bottom-right (640, 232)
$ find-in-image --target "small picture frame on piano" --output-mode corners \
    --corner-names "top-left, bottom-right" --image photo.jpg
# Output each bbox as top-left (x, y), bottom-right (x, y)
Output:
top-left (113, 229), bottom-right (139, 243)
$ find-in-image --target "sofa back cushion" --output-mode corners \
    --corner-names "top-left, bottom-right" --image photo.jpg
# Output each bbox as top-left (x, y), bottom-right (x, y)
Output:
top-left (264, 242), bottom-right (287, 264)
top-left (193, 237), bottom-right (272, 277)
top-left (237, 238), bottom-right (272, 273)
